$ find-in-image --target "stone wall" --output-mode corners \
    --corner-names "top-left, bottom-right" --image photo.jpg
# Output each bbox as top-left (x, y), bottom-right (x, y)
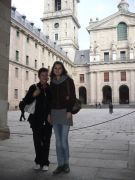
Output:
top-left (0, 0), bottom-right (11, 139)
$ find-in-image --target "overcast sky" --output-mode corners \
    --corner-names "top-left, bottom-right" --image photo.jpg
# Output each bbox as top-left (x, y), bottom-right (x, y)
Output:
top-left (12, 0), bottom-right (135, 50)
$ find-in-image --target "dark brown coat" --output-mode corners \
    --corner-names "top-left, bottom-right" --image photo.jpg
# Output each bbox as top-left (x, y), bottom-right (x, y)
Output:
top-left (50, 76), bottom-right (76, 112)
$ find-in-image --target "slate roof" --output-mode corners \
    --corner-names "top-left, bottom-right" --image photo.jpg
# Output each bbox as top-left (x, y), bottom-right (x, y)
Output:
top-left (11, 8), bottom-right (69, 60)
top-left (74, 49), bottom-right (90, 64)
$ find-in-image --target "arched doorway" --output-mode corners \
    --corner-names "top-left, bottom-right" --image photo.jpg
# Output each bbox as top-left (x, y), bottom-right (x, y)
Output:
top-left (119, 85), bottom-right (129, 104)
top-left (102, 85), bottom-right (112, 104)
top-left (79, 87), bottom-right (87, 104)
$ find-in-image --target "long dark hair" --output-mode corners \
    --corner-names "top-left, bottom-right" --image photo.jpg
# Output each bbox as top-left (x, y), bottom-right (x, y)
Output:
top-left (50, 61), bottom-right (67, 80)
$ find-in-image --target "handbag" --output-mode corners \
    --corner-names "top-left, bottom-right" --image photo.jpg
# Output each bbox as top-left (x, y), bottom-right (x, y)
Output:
top-left (24, 99), bottom-right (36, 114)
top-left (71, 98), bottom-right (82, 114)
top-left (66, 80), bottom-right (82, 114)
top-left (24, 84), bottom-right (38, 114)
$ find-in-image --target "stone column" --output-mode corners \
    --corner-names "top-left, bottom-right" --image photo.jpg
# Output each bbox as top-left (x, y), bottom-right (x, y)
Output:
top-left (96, 72), bottom-right (102, 103)
top-left (112, 71), bottom-right (119, 104)
top-left (0, 0), bottom-right (11, 139)
top-left (130, 70), bottom-right (135, 104)
top-left (90, 72), bottom-right (97, 105)
top-left (85, 71), bottom-right (90, 104)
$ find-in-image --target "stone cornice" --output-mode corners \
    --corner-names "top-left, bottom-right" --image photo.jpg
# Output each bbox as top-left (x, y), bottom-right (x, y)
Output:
top-left (42, 13), bottom-right (81, 28)
top-left (9, 59), bottom-right (38, 72)
top-left (90, 59), bottom-right (135, 65)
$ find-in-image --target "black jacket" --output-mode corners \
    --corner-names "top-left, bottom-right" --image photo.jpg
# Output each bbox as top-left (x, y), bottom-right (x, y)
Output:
top-left (50, 76), bottom-right (76, 112)
top-left (22, 82), bottom-right (52, 129)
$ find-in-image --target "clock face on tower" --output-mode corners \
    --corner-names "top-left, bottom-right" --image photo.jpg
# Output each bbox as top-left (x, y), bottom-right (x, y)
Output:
top-left (54, 23), bottom-right (59, 28)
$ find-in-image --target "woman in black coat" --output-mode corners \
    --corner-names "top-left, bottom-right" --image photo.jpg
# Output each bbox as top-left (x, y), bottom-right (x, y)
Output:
top-left (20, 68), bottom-right (52, 171)
top-left (48, 61), bottom-right (76, 175)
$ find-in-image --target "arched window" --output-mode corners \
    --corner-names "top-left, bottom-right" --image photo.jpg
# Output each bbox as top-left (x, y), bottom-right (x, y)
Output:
top-left (117, 22), bottom-right (127, 41)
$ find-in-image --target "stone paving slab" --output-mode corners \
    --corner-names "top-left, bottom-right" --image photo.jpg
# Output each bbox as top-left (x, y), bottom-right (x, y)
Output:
top-left (95, 168), bottom-right (135, 180)
top-left (0, 109), bottom-right (135, 180)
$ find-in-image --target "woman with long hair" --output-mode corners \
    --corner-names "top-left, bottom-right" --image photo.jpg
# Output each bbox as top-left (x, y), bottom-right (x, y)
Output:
top-left (48, 61), bottom-right (76, 175)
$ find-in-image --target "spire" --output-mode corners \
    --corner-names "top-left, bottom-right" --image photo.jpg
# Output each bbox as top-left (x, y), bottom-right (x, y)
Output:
top-left (118, 0), bottom-right (129, 12)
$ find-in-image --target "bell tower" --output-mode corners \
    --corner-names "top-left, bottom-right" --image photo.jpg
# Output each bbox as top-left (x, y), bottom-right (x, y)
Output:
top-left (42, 0), bottom-right (80, 61)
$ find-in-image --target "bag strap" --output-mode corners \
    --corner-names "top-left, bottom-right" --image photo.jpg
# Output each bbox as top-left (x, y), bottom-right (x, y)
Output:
top-left (66, 79), bottom-right (70, 96)
top-left (35, 83), bottom-right (38, 90)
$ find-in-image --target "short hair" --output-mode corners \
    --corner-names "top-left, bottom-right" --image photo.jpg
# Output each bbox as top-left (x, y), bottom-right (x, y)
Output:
top-left (50, 61), bottom-right (67, 80)
top-left (38, 68), bottom-right (48, 77)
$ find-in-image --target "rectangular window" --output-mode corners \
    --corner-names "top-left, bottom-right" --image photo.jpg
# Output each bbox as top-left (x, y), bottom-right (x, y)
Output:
top-left (55, 33), bottom-right (58, 41)
top-left (104, 52), bottom-right (109, 62)
top-left (35, 42), bottom-right (37, 48)
top-left (34, 74), bottom-right (37, 82)
top-left (16, 30), bottom-right (19, 37)
top-left (120, 51), bottom-right (126, 61)
top-left (35, 60), bottom-right (37, 69)
top-left (80, 74), bottom-right (84, 83)
top-left (26, 55), bottom-right (29, 65)
top-left (14, 89), bottom-right (18, 99)
top-left (16, 50), bottom-right (19, 61)
top-left (42, 63), bottom-right (44, 67)
top-left (27, 36), bottom-right (29, 43)
top-left (55, 0), bottom-right (61, 11)
top-left (26, 71), bottom-right (29, 80)
top-left (121, 71), bottom-right (126, 81)
top-left (15, 67), bottom-right (18, 78)
top-left (104, 72), bottom-right (109, 82)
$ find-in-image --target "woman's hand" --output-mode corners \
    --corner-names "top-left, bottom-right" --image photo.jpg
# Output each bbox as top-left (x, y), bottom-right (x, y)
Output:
top-left (67, 112), bottom-right (72, 119)
top-left (47, 114), bottom-right (52, 124)
top-left (32, 88), bottom-right (40, 97)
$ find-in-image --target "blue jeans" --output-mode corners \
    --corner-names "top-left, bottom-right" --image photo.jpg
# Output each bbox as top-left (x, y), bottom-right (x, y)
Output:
top-left (53, 124), bottom-right (70, 166)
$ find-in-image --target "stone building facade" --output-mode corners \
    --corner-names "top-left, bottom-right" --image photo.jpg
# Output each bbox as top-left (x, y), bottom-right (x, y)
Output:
top-left (9, 0), bottom-right (135, 109)
top-left (9, 8), bottom-right (74, 110)
top-left (74, 0), bottom-right (135, 105)
top-left (90, 0), bottom-right (135, 105)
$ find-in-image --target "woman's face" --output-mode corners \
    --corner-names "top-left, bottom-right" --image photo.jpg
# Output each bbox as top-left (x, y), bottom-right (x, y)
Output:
top-left (53, 64), bottom-right (63, 76)
top-left (39, 71), bottom-right (48, 84)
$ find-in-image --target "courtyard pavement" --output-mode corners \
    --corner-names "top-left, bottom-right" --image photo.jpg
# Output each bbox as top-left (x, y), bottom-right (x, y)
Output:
top-left (0, 108), bottom-right (135, 180)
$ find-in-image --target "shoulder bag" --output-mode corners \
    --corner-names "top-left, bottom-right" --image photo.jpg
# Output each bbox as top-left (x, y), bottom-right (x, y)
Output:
top-left (66, 79), bottom-right (82, 114)
top-left (24, 84), bottom-right (38, 114)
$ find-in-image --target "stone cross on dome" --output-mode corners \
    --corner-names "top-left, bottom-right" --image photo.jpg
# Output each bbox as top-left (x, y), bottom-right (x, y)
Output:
top-left (118, 0), bottom-right (129, 12)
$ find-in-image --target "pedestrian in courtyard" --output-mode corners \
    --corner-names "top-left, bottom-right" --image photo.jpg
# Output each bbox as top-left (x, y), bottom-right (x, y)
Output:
top-left (19, 68), bottom-right (52, 171)
top-left (98, 102), bottom-right (101, 109)
top-left (109, 102), bottom-right (113, 114)
top-left (48, 61), bottom-right (76, 175)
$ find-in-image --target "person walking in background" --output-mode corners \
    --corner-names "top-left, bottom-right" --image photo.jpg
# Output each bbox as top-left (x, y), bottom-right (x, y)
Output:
top-left (48, 61), bottom-right (76, 175)
top-left (19, 68), bottom-right (52, 171)
top-left (109, 102), bottom-right (113, 114)
top-left (98, 102), bottom-right (101, 109)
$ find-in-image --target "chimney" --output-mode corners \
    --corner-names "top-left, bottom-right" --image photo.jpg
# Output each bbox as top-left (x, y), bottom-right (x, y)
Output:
top-left (22, 15), bottom-right (26, 20)
top-left (30, 22), bottom-right (34, 27)
top-left (11, 6), bottom-right (16, 12)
